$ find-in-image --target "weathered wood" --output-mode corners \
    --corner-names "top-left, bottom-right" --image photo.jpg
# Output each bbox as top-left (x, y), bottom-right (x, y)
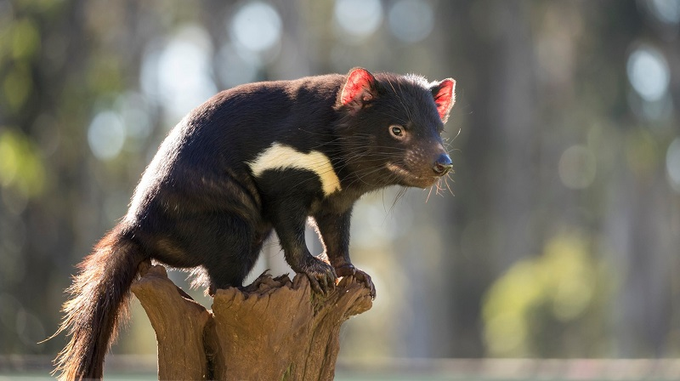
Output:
top-left (131, 264), bottom-right (373, 380)
top-left (130, 263), bottom-right (212, 380)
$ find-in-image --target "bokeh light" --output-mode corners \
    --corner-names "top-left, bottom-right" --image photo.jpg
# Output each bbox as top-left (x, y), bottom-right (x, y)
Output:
top-left (229, 1), bottom-right (282, 55)
top-left (388, 0), bottom-right (434, 43)
top-left (215, 43), bottom-right (259, 87)
top-left (141, 25), bottom-right (217, 124)
top-left (627, 45), bottom-right (670, 102)
top-left (666, 138), bottom-right (680, 193)
top-left (116, 92), bottom-right (152, 143)
top-left (87, 110), bottom-right (125, 161)
top-left (647, 0), bottom-right (680, 25)
top-left (334, 0), bottom-right (383, 41)
top-left (558, 145), bottom-right (596, 190)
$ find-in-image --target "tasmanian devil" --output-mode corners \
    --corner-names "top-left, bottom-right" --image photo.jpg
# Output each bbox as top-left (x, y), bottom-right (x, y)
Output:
top-left (52, 67), bottom-right (456, 380)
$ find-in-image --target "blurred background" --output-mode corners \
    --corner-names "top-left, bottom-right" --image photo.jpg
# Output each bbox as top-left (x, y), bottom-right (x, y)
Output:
top-left (1, 0), bottom-right (679, 379)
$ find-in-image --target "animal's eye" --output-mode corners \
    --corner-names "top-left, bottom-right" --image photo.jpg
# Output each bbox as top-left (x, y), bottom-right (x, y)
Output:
top-left (390, 125), bottom-right (405, 139)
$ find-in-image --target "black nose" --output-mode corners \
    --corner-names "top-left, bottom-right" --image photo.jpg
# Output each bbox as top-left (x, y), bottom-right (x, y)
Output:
top-left (433, 153), bottom-right (453, 176)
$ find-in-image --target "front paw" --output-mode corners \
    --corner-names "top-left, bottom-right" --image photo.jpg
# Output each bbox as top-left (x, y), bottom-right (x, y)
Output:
top-left (335, 264), bottom-right (376, 299)
top-left (298, 257), bottom-right (337, 295)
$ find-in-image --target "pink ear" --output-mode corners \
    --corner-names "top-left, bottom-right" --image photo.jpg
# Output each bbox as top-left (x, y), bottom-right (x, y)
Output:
top-left (340, 68), bottom-right (377, 106)
top-left (431, 78), bottom-right (456, 123)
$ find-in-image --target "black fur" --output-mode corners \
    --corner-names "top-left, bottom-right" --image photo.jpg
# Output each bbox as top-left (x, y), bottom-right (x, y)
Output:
top-left (54, 68), bottom-right (455, 380)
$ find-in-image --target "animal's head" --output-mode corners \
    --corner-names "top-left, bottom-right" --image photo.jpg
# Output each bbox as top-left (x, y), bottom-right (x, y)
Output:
top-left (335, 67), bottom-right (456, 190)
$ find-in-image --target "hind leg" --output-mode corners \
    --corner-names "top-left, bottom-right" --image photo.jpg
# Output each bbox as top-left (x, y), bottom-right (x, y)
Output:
top-left (201, 217), bottom-right (267, 294)
top-left (205, 246), bottom-right (259, 295)
top-left (145, 200), bottom-right (268, 294)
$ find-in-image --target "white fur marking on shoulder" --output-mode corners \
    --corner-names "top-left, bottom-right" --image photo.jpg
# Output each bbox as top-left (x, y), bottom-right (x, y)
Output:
top-left (248, 143), bottom-right (342, 196)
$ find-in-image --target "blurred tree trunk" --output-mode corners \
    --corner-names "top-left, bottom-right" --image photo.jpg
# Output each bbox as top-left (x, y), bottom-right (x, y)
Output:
top-left (131, 264), bottom-right (372, 380)
top-left (440, 0), bottom-right (538, 357)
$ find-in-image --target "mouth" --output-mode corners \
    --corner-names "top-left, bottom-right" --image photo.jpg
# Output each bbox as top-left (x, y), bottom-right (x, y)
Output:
top-left (386, 163), bottom-right (439, 188)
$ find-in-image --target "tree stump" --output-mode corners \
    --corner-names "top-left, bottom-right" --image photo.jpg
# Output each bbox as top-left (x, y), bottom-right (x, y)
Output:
top-left (130, 264), bottom-right (373, 380)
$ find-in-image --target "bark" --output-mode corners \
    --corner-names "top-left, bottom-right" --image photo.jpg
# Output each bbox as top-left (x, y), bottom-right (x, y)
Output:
top-left (130, 264), bottom-right (373, 380)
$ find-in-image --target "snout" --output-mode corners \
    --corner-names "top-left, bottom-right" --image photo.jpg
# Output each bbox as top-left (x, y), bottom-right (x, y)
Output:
top-left (388, 146), bottom-right (453, 188)
top-left (433, 153), bottom-right (453, 176)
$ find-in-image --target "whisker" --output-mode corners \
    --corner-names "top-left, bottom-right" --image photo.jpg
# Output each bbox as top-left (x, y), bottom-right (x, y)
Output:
top-left (452, 127), bottom-right (462, 141)
top-left (445, 176), bottom-right (455, 196)
top-left (425, 184), bottom-right (434, 203)
top-left (388, 187), bottom-right (409, 214)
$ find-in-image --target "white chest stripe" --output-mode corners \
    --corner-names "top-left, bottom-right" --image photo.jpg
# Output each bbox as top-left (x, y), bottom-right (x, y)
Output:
top-left (247, 143), bottom-right (342, 196)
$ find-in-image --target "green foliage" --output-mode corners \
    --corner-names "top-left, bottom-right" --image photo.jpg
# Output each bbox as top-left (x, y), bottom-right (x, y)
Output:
top-left (10, 17), bottom-right (41, 61)
top-left (3, 63), bottom-right (33, 111)
top-left (0, 129), bottom-right (46, 198)
top-left (482, 230), bottom-right (615, 357)
top-left (0, 15), bottom-right (40, 112)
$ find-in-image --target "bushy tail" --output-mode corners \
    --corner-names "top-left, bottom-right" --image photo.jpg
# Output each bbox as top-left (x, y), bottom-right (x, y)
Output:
top-left (53, 227), bottom-right (146, 381)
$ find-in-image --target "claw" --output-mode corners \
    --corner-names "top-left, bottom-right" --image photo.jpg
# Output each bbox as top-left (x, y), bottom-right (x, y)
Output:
top-left (300, 256), bottom-right (337, 296)
top-left (335, 263), bottom-right (376, 299)
top-left (307, 274), bottom-right (322, 294)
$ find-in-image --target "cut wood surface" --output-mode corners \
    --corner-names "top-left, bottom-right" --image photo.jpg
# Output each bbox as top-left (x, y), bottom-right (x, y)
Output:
top-left (131, 264), bottom-right (373, 380)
